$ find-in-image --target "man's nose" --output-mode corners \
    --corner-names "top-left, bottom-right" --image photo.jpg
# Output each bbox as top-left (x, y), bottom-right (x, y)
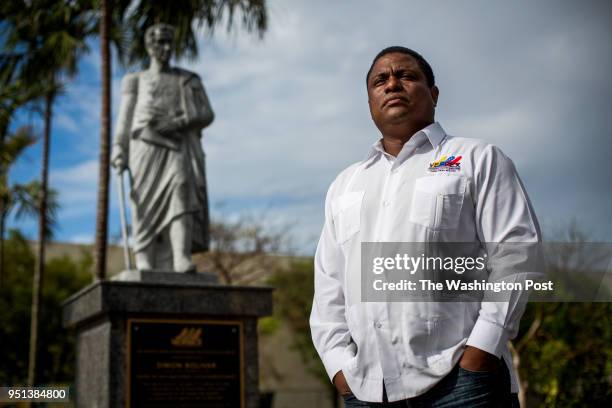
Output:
top-left (385, 75), bottom-right (401, 92)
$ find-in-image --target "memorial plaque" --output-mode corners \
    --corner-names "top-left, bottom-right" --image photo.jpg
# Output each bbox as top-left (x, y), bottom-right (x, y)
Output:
top-left (127, 318), bottom-right (244, 408)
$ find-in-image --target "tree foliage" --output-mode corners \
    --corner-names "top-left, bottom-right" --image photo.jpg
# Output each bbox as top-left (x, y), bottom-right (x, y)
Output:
top-left (516, 302), bottom-right (611, 407)
top-left (512, 223), bottom-right (612, 406)
top-left (0, 0), bottom-right (96, 83)
top-left (0, 230), bottom-right (91, 385)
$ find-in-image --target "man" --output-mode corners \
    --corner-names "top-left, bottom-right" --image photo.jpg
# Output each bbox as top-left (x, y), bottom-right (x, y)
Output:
top-left (111, 23), bottom-right (214, 272)
top-left (310, 46), bottom-right (540, 406)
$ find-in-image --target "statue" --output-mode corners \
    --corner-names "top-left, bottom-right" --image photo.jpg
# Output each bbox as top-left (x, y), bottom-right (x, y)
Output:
top-left (111, 23), bottom-right (214, 272)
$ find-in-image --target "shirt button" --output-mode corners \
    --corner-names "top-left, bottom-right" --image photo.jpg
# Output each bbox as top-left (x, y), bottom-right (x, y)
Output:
top-left (383, 200), bottom-right (390, 207)
top-left (391, 337), bottom-right (399, 344)
top-left (374, 322), bottom-right (382, 329)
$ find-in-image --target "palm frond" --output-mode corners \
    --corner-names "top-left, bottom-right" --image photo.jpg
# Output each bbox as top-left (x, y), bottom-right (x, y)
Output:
top-left (12, 180), bottom-right (60, 239)
top-left (0, 126), bottom-right (37, 167)
top-left (11, 182), bottom-right (39, 220)
top-left (1, 0), bottom-right (96, 84)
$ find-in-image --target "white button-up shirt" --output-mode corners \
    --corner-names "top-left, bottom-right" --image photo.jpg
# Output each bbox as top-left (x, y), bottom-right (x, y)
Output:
top-left (309, 122), bottom-right (541, 402)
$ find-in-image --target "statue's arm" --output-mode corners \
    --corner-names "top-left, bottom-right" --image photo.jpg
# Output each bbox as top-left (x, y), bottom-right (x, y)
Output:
top-left (182, 74), bottom-right (214, 131)
top-left (111, 74), bottom-right (138, 170)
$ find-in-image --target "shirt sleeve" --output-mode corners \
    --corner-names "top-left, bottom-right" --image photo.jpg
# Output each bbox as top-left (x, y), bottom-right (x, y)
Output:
top-left (466, 144), bottom-right (543, 356)
top-left (309, 182), bottom-right (354, 382)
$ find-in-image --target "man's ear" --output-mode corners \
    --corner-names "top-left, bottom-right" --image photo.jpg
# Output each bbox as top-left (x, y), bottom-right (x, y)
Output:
top-left (431, 85), bottom-right (439, 106)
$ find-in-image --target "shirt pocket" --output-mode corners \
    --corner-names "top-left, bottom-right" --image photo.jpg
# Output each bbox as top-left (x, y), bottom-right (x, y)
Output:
top-left (331, 190), bottom-right (364, 244)
top-left (409, 176), bottom-right (467, 230)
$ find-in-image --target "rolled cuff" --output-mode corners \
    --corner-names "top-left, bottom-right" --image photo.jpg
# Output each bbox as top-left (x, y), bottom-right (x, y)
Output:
top-left (466, 317), bottom-right (509, 357)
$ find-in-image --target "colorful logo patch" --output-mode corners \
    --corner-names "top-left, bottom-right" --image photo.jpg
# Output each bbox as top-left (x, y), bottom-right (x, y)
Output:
top-left (429, 155), bottom-right (462, 172)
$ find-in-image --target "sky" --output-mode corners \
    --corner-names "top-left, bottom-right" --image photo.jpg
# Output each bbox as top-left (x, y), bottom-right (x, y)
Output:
top-left (8, 0), bottom-right (612, 254)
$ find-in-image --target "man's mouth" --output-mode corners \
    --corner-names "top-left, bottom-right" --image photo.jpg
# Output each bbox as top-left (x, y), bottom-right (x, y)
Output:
top-left (383, 96), bottom-right (409, 108)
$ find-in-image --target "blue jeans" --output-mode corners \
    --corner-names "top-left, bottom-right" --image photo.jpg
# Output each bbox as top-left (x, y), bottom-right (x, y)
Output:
top-left (343, 359), bottom-right (520, 407)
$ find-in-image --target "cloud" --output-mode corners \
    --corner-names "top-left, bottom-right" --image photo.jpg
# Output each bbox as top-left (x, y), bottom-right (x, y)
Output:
top-left (50, 160), bottom-right (100, 218)
top-left (53, 160), bottom-right (99, 185)
top-left (55, 112), bottom-right (80, 133)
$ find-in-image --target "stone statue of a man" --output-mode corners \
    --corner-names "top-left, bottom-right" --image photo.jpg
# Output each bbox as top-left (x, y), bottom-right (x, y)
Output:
top-left (111, 23), bottom-right (214, 272)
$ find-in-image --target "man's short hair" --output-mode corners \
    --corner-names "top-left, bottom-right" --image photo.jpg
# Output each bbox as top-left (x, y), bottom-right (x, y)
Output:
top-left (366, 46), bottom-right (435, 88)
top-left (145, 23), bottom-right (175, 46)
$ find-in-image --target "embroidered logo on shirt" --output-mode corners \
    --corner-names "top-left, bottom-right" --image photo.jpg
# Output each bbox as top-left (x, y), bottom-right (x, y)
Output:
top-left (429, 155), bottom-right (462, 172)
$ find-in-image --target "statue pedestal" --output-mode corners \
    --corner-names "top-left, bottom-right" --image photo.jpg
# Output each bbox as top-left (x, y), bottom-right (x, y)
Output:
top-left (62, 271), bottom-right (273, 408)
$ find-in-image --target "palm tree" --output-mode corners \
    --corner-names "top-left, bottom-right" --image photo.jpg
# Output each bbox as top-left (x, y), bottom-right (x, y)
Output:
top-left (0, 62), bottom-right (48, 286)
top-left (93, 0), bottom-right (268, 281)
top-left (94, 0), bottom-right (111, 281)
top-left (1, 0), bottom-right (94, 386)
top-left (1, 178), bottom-right (59, 255)
top-left (0, 128), bottom-right (38, 284)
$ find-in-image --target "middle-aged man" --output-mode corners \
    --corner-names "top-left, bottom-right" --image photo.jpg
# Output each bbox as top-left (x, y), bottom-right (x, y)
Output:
top-left (310, 46), bottom-right (541, 407)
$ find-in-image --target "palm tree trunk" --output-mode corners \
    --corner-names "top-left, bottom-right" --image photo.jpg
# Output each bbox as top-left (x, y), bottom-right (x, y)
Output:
top-left (94, 0), bottom-right (111, 281)
top-left (27, 91), bottom-right (53, 386)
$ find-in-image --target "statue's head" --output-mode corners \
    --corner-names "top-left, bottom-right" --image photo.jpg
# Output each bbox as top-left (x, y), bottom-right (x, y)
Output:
top-left (145, 23), bottom-right (175, 64)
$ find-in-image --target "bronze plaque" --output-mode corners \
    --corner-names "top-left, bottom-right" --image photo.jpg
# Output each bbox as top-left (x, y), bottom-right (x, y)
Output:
top-left (127, 318), bottom-right (244, 407)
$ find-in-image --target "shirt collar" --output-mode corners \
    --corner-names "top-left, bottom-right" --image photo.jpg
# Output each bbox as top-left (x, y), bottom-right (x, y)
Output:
top-left (421, 121), bottom-right (446, 148)
top-left (363, 121), bottom-right (447, 164)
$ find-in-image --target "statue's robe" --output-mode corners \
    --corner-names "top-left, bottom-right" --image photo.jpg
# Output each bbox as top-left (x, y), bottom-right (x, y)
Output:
top-left (113, 67), bottom-right (214, 257)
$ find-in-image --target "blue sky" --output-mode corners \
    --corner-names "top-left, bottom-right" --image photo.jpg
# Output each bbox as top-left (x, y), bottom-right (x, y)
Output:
top-left (8, 0), bottom-right (612, 253)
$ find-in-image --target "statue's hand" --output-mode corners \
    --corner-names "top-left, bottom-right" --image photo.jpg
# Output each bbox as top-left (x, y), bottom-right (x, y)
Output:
top-left (144, 105), bottom-right (182, 136)
top-left (155, 117), bottom-right (188, 138)
top-left (145, 105), bottom-right (169, 125)
top-left (111, 148), bottom-right (127, 173)
top-left (154, 118), bottom-right (177, 135)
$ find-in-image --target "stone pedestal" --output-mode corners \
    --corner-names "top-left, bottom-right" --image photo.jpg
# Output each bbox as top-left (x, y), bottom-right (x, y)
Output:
top-left (62, 271), bottom-right (273, 408)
